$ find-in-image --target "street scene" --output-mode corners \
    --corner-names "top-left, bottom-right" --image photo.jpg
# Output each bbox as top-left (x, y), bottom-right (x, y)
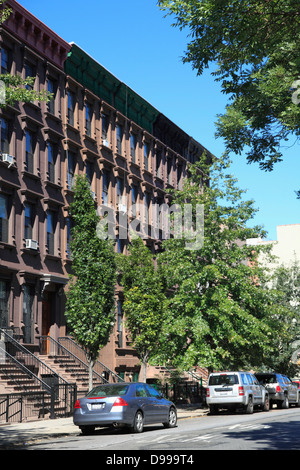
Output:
top-left (0, 0), bottom-right (300, 455)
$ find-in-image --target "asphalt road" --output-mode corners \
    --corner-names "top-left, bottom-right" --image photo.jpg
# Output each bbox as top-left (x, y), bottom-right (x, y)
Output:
top-left (27, 407), bottom-right (300, 452)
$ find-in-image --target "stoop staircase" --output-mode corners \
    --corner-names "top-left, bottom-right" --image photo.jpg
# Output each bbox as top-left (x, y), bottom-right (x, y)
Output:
top-left (39, 336), bottom-right (124, 397)
top-left (0, 329), bottom-right (76, 423)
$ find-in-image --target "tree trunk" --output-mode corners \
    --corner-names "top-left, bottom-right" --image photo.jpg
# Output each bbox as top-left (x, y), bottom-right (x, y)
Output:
top-left (88, 356), bottom-right (95, 391)
top-left (140, 354), bottom-right (148, 383)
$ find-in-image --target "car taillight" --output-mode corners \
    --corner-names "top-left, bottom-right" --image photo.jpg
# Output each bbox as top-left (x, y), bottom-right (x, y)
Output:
top-left (276, 385), bottom-right (281, 393)
top-left (239, 386), bottom-right (245, 396)
top-left (113, 397), bottom-right (128, 407)
top-left (206, 388), bottom-right (210, 397)
top-left (74, 400), bottom-right (81, 409)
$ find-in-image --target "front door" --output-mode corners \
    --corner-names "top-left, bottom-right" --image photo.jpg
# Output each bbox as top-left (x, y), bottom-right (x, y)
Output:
top-left (41, 296), bottom-right (51, 354)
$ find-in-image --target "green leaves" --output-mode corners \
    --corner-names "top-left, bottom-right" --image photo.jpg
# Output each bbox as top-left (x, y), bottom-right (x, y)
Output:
top-left (117, 238), bottom-right (167, 378)
top-left (0, 74), bottom-right (52, 108)
top-left (156, 157), bottom-right (288, 370)
top-left (65, 175), bottom-right (117, 365)
top-left (158, 0), bottom-right (300, 171)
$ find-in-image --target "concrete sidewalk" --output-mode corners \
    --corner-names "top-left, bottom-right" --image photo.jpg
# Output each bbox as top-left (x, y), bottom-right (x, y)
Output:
top-left (0, 405), bottom-right (208, 449)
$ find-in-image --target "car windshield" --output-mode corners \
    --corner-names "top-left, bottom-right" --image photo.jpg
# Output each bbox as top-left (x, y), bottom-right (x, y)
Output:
top-left (86, 385), bottom-right (129, 398)
top-left (209, 374), bottom-right (238, 386)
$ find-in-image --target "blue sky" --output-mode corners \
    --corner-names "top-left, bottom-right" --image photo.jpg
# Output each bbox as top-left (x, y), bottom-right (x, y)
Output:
top-left (18, 0), bottom-right (300, 241)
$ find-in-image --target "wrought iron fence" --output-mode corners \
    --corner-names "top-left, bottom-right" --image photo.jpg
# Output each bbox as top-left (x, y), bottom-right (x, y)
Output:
top-left (158, 382), bottom-right (206, 405)
top-left (0, 392), bottom-right (47, 423)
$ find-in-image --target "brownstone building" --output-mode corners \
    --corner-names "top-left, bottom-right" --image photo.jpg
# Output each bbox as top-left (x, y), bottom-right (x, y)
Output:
top-left (0, 0), bottom-right (210, 382)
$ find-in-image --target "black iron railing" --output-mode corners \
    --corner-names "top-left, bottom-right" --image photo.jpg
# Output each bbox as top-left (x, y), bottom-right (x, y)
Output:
top-left (58, 336), bottom-right (125, 383)
top-left (39, 335), bottom-right (107, 387)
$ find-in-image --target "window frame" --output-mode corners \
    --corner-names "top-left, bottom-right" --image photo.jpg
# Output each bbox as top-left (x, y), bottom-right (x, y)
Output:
top-left (67, 90), bottom-right (76, 127)
top-left (46, 209), bottom-right (56, 255)
top-left (1, 117), bottom-right (10, 154)
top-left (0, 193), bottom-right (9, 243)
top-left (1, 47), bottom-right (10, 74)
top-left (25, 129), bottom-right (35, 174)
top-left (24, 202), bottom-right (34, 240)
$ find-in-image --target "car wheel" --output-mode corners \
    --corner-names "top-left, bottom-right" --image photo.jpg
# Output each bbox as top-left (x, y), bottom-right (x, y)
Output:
top-left (80, 425), bottom-right (95, 435)
top-left (262, 395), bottom-right (270, 412)
top-left (245, 396), bottom-right (254, 414)
top-left (209, 405), bottom-right (219, 415)
top-left (280, 395), bottom-right (289, 409)
top-left (163, 407), bottom-right (177, 428)
top-left (131, 411), bottom-right (144, 433)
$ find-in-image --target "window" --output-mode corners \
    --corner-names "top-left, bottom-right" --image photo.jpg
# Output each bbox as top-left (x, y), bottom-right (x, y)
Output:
top-left (101, 113), bottom-right (109, 142)
top-left (66, 216), bottom-right (73, 259)
top-left (85, 103), bottom-right (92, 137)
top-left (102, 170), bottom-right (109, 205)
top-left (130, 133), bottom-right (137, 162)
top-left (67, 151), bottom-right (76, 189)
top-left (67, 90), bottom-right (76, 126)
top-left (156, 151), bottom-right (162, 178)
top-left (136, 384), bottom-right (147, 398)
top-left (246, 374), bottom-right (254, 384)
top-left (47, 142), bottom-right (56, 183)
top-left (23, 284), bottom-right (35, 343)
top-left (47, 78), bottom-right (56, 115)
top-left (117, 177), bottom-right (124, 202)
top-left (0, 279), bottom-right (9, 328)
top-left (0, 194), bottom-right (9, 243)
top-left (24, 203), bottom-right (34, 239)
top-left (131, 185), bottom-right (138, 217)
top-left (167, 158), bottom-right (172, 184)
top-left (47, 210), bottom-right (55, 255)
top-left (25, 130), bottom-right (34, 173)
top-left (25, 63), bottom-right (35, 91)
top-left (1, 47), bottom-right (10, 74)
top-left (117, 237), bottom-right (125, 254)
top-left (177, 164), bottom-right (183, 189)
top-left (208, 374), bottom-right (239, 386)
top-left (145, 192), bottom-right (151, 225)
top-left (144, 142), bottom-right (149, 171)
top-left (146, 385), bottom-right (161, 399)
top-left (241, 373), bottom-right (249, 385)
top-left (116, 124), bottom-right (123, 154)
top-left (1, 118), bottom-right (9, 154)
top-left (85, 160), bottom-right (93, 187)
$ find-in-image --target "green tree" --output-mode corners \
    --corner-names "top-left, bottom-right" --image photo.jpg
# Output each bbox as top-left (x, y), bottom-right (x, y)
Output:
top-left (117, 237), bottom-right (167, 382)
top-left (158, 0), bottom-right (300, 174)
top-left (157, 156), bottom-right (291, 371)
top-left (264, 260), bottom-right (300, 375)
top-left (65, 175), bottom-right (117, 390)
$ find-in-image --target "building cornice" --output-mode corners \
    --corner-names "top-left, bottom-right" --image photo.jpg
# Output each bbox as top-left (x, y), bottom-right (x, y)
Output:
top-left (3, 0), bottom-right (71, 69)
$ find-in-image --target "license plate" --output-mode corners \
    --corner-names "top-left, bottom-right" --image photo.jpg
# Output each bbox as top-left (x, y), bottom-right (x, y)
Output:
top-left (91, 403), bottom-right (105, 410)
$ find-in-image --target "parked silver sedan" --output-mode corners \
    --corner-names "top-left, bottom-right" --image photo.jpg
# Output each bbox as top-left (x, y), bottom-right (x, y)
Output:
top-left (73, 382), bottom-right (177, 434)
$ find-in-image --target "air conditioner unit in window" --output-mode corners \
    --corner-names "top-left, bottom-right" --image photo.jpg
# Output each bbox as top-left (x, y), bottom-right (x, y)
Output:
top-left (25, 239), bottom-right (38, 250)
top-left (2, 154), bottom-right (14, 165)
top-left (102, 139), bottom-right (109, 148)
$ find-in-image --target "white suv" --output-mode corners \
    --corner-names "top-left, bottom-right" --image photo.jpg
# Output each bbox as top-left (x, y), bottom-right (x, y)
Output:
top-left (206, 371), bottom-right (269, 414)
